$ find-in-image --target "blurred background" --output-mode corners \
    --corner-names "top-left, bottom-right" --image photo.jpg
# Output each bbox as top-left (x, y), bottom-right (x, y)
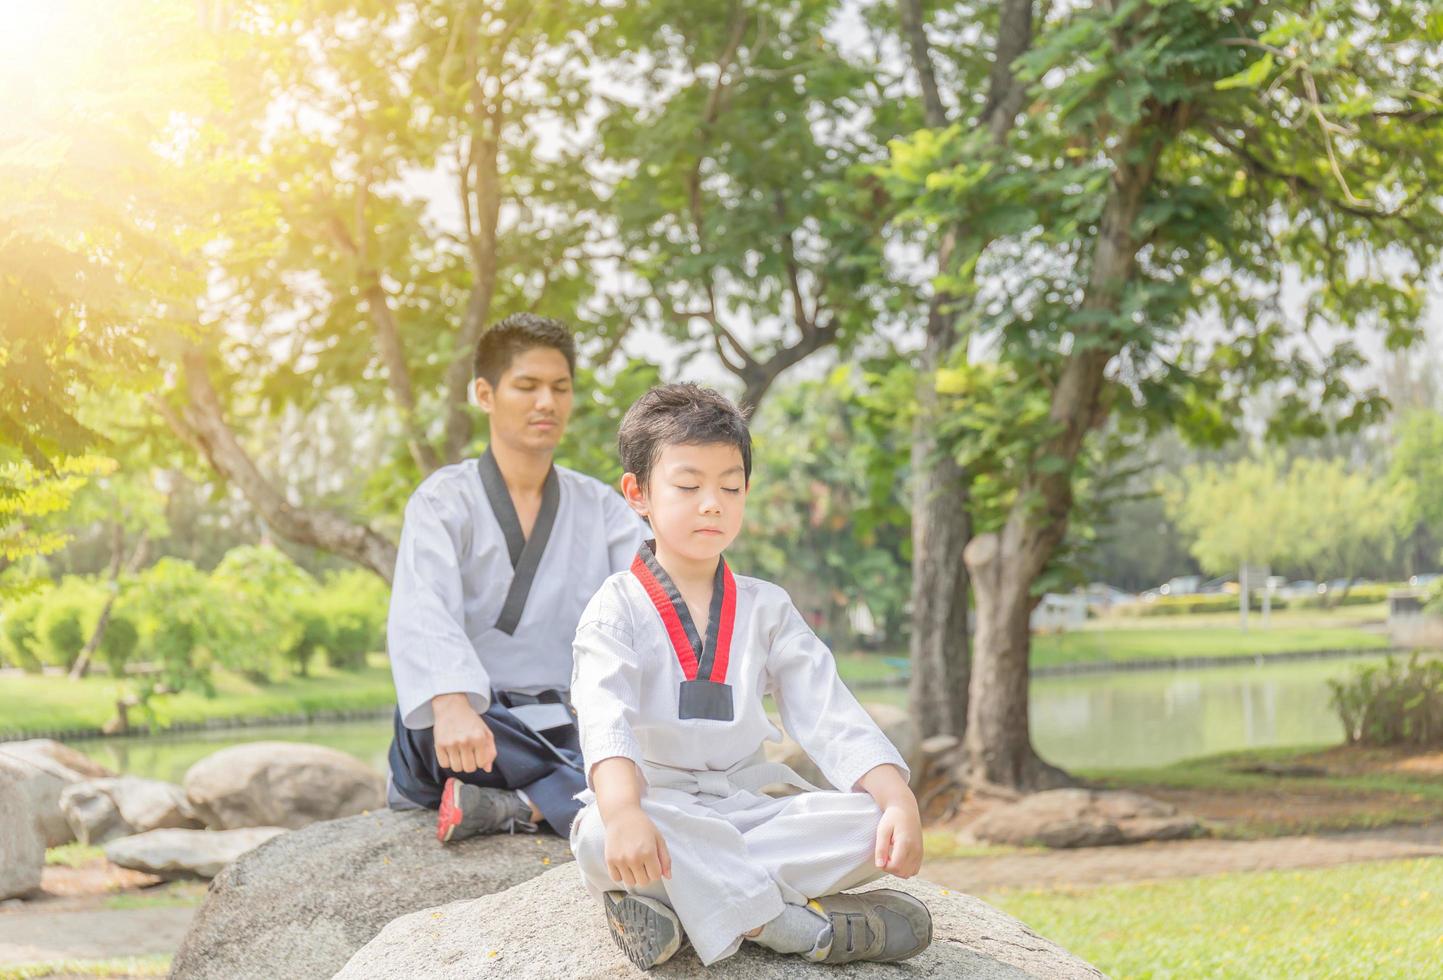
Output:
top-left (2, 1), bottom-right (1441, 977)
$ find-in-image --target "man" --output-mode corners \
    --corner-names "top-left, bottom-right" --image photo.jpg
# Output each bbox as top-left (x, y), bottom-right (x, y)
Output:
top-left (386, 313), bottom-right (645, 841)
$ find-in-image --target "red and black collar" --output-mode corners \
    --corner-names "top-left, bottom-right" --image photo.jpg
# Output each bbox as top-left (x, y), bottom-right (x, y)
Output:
top-left (630, 540), bottom-right (736, 686)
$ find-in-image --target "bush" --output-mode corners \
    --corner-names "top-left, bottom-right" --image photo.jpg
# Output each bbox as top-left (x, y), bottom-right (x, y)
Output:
top-left (1282, 582), bottom-right (1397, 610)
top-left (1329, 655), bottom-right (1443, 746)
top-left (32, 578), bottom-right (104, 670)
top-left (287, 608), bottom-right (331, 677)
top-left (210, 545), bottom-right (319, 682)
top-left (0, 590), bottom-right (48, 673)
top-left (96, 609), bottom-right (140, 677)
top-left (1129, 594), bottom-right (1260, 617)
top-left (127, 558), bottom-right (247, 696)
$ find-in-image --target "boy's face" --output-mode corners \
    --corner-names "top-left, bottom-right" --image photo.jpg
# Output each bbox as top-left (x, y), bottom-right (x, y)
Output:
top-left (473, 347), bottom-right (574, 456)
top-left (624, 442), bottom-right (748, 565)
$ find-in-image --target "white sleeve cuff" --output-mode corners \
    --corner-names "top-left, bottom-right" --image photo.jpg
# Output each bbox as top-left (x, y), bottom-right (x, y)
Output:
top-left (582, 729), bottom-right (646, 790)
top-left (828, 740), bottom-right (910, 795)
top-left (399, 673), bottom-right (492, 730)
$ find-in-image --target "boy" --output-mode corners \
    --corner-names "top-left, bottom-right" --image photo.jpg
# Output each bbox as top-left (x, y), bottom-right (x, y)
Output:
top-left (568, 383), bottom-right (931, 969)
top-left (386, 313), bottom-right (645, 842)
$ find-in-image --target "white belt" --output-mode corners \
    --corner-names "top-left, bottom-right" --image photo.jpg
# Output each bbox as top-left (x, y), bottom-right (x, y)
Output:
top-left (639, 749), bottom-right (821, 798)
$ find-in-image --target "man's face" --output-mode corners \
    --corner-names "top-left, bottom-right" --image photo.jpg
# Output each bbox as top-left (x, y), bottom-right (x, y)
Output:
top-left (474, 346), bottom-right (574, 455)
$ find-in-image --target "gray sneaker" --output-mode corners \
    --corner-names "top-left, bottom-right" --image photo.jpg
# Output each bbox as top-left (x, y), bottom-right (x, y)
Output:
top-left (805, 889), bottom-right (932, 964)
top-left (603, 891), bottom-right (686, 970)
top-left (435, 778), bottom-right (536, 843)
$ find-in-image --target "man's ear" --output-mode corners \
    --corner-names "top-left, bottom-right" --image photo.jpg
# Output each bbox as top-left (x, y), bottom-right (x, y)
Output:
top-left (470, 377), bottom-right (494, 413)
top-left (619, 472), bottom-right (648, 518)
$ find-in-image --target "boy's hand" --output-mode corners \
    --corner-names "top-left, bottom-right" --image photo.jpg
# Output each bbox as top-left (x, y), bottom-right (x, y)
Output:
top-left (604, 805), bottom-right (672, 888)
top-left (432, 693), bottom-right (496, 774)
top-left (874, 801), bottom-right (923, 878)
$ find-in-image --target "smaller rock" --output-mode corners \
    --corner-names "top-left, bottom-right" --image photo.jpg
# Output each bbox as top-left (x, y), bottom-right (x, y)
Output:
top-left (0, 739), bottom-right (114, 779)
top-left (105, 827), bottom-right (288, 879)
top-left (184, 742), bottom-right (384, 830)
top-left (60, 777), bottom-right (202, 845)
top-left (921, 734), bottom-right (960, 759)
top-left (963, 788), bottom-right (1203, 849)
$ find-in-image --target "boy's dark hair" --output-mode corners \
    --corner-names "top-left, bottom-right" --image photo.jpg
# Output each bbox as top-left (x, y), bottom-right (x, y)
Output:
top-left (473, 313), bottom-right (577, 385)
top-left (618, 383), bottom-right (752, 490)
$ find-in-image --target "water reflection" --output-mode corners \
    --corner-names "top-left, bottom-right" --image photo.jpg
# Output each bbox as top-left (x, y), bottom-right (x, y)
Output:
top-left (68, 656), bottom-right (1399, 779)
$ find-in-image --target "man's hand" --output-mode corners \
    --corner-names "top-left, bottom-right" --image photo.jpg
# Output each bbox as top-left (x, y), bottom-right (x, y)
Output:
top-left (603, 804), bottom-right (672, 888)
top-left (432, 692), bottom-right (496, 774)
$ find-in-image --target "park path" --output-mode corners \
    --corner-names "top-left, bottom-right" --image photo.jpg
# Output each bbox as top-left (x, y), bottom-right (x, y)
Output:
top-left (0, 900), bottom-right (195, 967)
top-left (925, 822), bottom-right (1443, 894)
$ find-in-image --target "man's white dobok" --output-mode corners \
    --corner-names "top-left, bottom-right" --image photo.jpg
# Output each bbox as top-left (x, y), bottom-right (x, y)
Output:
top-left (568, 543), bottom-right (909, 965)
top-left (388, 454), bottom-right (645, 731)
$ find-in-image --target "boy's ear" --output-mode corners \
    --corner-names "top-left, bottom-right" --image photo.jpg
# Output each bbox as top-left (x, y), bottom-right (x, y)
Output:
top-left (619, 472), bottom-right (648, 517)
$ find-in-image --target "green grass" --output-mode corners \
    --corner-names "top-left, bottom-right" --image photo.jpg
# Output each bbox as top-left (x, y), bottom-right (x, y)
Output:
top-left (0, 957), bottom-right (170, 980)
top-left (0, 654), bottom-right (396, 737)
top-left (1081, 745), bottom-right (1443, 837)
top-left (922, 831), bottom-right (1035, 860)
top-left (45, 842), bottom-right (106, 867)
top-left (103, 881), bottom-right (207, 910)
top-left (990, 858), bottom-right (1443, 979)
top-left (1030, 625), bottom-right (1390, 668)
top-left (1093, 602), bottom-right (1388, 631)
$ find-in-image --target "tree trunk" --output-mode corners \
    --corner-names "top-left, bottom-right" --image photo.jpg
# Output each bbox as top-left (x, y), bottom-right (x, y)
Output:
top-left (907, 404), bottom-right (971, 738)
top-left (958, 109), bottom-right (1176, 790)
top-left (962, 530), bottom-right (1068, 788)
top-left (155, 349), bottom-right (399, 583)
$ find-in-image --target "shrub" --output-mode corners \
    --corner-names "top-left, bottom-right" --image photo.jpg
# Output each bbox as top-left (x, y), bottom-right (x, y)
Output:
top-left (315, 569), bottom-right (388, 671)
top-left (0, 590), bottom-right (48, 673)
top-left (127, 558), bottom-right (247, 696)
top-left (96, 609), bottom-right (140, 677)
top-left (210, 545), bottom-right (319, 682)
top-left (1129, 594), bottom-right (1261, 617)
top-left (1329, 655), bottom-right (1443, 746)
top-left (287, 608), bottom-right (331, 677)
top-left (32, 578), bottom-right (104, 670)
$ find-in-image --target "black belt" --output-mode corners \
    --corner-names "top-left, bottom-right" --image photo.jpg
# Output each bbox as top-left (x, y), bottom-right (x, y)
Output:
top-left (495, 688), bottom-right (569, 708)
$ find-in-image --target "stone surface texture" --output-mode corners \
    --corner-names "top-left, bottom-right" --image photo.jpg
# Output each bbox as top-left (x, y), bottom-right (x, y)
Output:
top-left (334, 867), bottom-right (1103, 980)
top-left (963, 789), bottom-right (1203, 849)
top-left (182, 741), bottom-right (385, 830)
top-left (0, 758), bottom-right (46, 900)
top-left (104, 826), bottom-right (288, 879)
top-left (167, 808), bottom-right (572, 980)
top-left (60, 777), bottom-right (202, 845)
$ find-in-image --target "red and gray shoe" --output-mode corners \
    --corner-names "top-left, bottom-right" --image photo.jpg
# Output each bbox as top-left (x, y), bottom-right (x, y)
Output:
top-left (435, 777), bottom-right (536, 843)
top-left (603, 891), bottom-right (686, 970)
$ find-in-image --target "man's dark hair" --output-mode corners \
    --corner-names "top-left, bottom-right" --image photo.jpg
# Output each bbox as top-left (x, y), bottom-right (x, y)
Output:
top-left (618, 383), bottom-right (752, 490)
top-left (473, 313), bottom-right (577, 385)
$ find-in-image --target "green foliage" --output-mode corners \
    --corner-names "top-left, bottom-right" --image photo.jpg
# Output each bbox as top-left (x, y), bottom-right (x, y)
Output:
top-left (1329, 655), bottom-right (1443, 747)
top-left (0, 588), bottom-right (49, 673)
top-left (1389, 409), bottom-right (1443, 543)
top-left (125, 558), bottom-right (244, 698)
top-left (210, 545), bottom-right (319, 681)
top-left (310, 569), bottom-right (388, 671)
top-left (32, 577), bottom-right (104, 670)
top-left (728, 369), bottom-right (911, 648)
top-left (97, 610), bottom-right (140, 678)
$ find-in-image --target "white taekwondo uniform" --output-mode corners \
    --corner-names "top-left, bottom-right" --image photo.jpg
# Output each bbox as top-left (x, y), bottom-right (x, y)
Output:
top-left (568, 541), bottom-right (909, 965)
top-left (385, 448), bottom-right (645, 832)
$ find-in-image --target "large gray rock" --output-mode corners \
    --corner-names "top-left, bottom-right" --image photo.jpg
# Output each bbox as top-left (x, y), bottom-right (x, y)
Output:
top-left (763, 702), bottom-right (921, 790)
top-left (335, 867), bottom-right (1103, 979)
top-left (105, 826), bottom-right (287, 879)
top-left (0, 750), bottom-right (78, 848)
top-left (59, 777), bottom-right (203, 845)
top-left (963, 789), bottom-right (1203, 849)
top-left (183, 741), bottom-right (384, 830)
top-left (167, 808), bottom-right (573, 980)
top-left (0, 758), bottom-right (46, 899)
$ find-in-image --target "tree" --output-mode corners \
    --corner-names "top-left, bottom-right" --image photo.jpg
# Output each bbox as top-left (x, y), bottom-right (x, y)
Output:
top-left (1288, 458), bottom-right (1411, 601)
top-left (595, 0), bottom-right (905, 410)
top-left (1389, 410), bottom-right (1443, 574)
top-left (884, 0), bottom-right (1443, 788)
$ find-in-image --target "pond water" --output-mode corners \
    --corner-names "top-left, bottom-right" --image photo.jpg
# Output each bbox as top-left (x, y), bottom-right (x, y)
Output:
top-left (68, 656), bottom-right (1391, 781)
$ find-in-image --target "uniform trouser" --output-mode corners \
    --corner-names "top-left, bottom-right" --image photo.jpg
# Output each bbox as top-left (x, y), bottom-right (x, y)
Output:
top-left (387, 696), bottom-right (586, 839)
top-left (569, 786), bottom-right (885, 966)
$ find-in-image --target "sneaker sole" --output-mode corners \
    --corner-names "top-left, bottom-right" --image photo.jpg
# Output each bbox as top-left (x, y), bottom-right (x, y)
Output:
top-left (604, 892), bottom-right (682, 970)
top-left (436, 778), bottom-right (463, 843)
